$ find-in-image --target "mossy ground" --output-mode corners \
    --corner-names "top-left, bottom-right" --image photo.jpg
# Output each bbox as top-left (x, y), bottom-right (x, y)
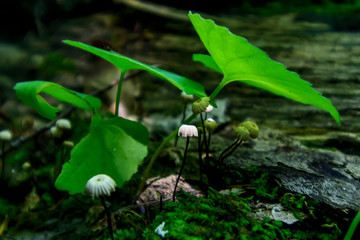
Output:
top-left (90, 166), bottom-right (346, 240)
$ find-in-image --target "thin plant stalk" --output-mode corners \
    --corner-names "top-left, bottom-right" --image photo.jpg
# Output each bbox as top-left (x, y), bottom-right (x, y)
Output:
top-left (58, 146), bottom-right (70, 176)
top-left (100, 196), bottom-right (114, 240)
top-left (218, 139), bottom-right (241, 163)
top-left (114, 71), bottom-right (126, 117)
top-left (198, 134), bottom-right (203, 181)
top-left (344, 210), bottom-right (360, 240)
top-left (220, 140), bottom-right (243, 163)
top-left (134, 113), bottom-right (197, 201)
top-left (206, 131), bottom-right (212, 159)
top-left (173, 137), bottom-right (190, 202)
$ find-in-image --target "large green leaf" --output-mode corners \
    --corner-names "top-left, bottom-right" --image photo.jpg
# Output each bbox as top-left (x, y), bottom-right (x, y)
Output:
top-left (14, 81), bottom-right (101, 120)
top-left (55, 116), bottom-right (149, 195)
top-left (193, 54), bottom-right (222, 74)
top-left (63, 40), bottom-right (207, 98)
top-left (189, 12), bottom-right (340, 124)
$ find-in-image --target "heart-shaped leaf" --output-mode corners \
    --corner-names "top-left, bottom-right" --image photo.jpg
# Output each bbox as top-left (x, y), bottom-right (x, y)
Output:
top-left (63, 40), bottom-right (207, 98)
top-left (14, 81), bottom-right (101, 120)
top-left (189, 12), bottom-right (340, 124)
top-left (55, 116), bottom-right (149, 195)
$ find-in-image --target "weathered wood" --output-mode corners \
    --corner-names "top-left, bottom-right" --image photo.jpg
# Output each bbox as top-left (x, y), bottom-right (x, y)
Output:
top-left (218, 127), bottom-right (360, 211)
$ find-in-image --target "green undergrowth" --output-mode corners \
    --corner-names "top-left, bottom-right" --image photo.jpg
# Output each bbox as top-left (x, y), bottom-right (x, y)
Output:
top-left (92, 167), bottom-right (345, 240)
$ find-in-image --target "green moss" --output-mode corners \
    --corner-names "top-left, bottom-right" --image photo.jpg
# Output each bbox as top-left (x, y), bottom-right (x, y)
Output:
top-left (143, 189), bottom-right (289, 239)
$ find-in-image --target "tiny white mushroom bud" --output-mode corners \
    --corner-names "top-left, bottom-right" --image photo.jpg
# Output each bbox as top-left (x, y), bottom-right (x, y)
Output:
top-left (22, 162), bottom-right (32, 171)
top-left (84, 174), bottom-right (117, 199)
top-left (205, 104), bottom-right (214, 113)
top-left (180, 91), bottom-right (194, 101)
top-left (178, 124), bottom-right (198, 138)
top-left (50, 126), bottom-right (63, 138)
top-left (0, 130), bottom-right (12, 141)
top-left (204, 118), bottom-right (218, 132)
top-left (56, 118), bottom-right (72, 130)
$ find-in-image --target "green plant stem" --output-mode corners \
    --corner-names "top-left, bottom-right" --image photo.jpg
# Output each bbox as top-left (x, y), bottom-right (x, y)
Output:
top-left (200, 113), bottom-right (209, 159)
top-left (209, 81), bottom-right (226, 100)
top-left (173, 136), bottom-right (190, 202)
top-left (114, 71), bottom-right (126, 117)
top-left (344, 210), bottom-right (360, 240)
top-left (100, 196), bottom-right (114, 240)
top-left (134, 113), bottom-right (197, 201)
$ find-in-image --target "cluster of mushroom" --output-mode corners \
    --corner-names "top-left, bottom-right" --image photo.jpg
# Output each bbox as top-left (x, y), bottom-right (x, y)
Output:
top-left (174, 95), bottom-right (260, 200)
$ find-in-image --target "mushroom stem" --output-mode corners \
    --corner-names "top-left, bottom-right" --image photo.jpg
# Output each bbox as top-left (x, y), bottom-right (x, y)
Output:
top-left (206, 131), bottom-right (212, 159)
top-left (100, 196), bottom-right (114, 240)
top-left (197, 134), bottom-right (203, 181)
top-left (173, 136), bottom-right (190, 202)
top-left (220, 140), bottom-right (243, 163)
top-left (218, 139), bottom-right (241, 163)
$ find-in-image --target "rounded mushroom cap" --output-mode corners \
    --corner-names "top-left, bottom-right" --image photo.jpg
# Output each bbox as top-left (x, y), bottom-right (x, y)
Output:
top-left (204, 118), bottom-right (218, 132)
top-left (191, 97), bottom-right (210, 114)
top-left (0, 129), bottom-right (12, 141)
top-left (234, 126), bottom-right (250, 141)
top-left (180, 91), bottom-right (194, 102)
top-left (84, 174), bottom-right (117, 199)
top-left (56, 118), bottom-right (72, 130)
top-left (50, 126), bottom-right (63, 138)
top-left (178, 124), bottom-right (198, 138)
top-left (197, 126), bottom-right (204, 135)
top-left (240, 121), bottom-right (259, 139)
top-left (205, 104), bottom-right (214, 113)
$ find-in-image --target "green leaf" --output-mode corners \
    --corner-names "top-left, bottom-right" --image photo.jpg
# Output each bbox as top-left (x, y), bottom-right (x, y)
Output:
top-left (55, 116), bottom-right (149, 195)
top-left (63, 40), bottom-right (207, 97)
top-left (14, 80), bottom-right (101, 120)
top-left (193, 54), bottom-right (222, 74)
top-left (189, 12), bottom-right (340, 124)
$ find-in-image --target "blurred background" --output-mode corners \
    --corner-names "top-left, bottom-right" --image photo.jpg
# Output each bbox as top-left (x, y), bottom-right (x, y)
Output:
top-left (1, 0), bottom-right (359, 130)
top-left (1, 0), bottom-right (360, 239)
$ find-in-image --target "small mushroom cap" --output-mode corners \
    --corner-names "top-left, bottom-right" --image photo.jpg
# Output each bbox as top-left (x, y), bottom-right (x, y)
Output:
top-left (240, 121), bottom-right (259, 139)
top-left (50, 126), bottom-right (63, 138)
top-left (62, 140), bottom-right (74, 149)
top-left (56, 118), bottom-right (72, 130)
top-left (234, 126), bottom-right (250, 141)
top-left (204, 118), bottom-right (218, 132)
top-left (178, 124), bottom-right (198, 138)
top-left (191, 97), bottom-right (210, 114)
top-left (205, 104), bottom-right (214, 113)
top-left (0, 130), bottom-right (12, 141)
top-left (180, 91), bottom-right (194, 101)
top-left (84, 174), bottom-right (117, 199)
